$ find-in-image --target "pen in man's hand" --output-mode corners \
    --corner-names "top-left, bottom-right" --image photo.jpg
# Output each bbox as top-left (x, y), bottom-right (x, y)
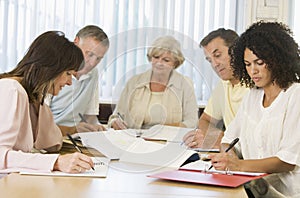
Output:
top-left (208, 137), bottom-right (239, 170)
top-left (67, 133), bottom-right (95, 171)
top-left (78, 113), bottom-right (87, 123)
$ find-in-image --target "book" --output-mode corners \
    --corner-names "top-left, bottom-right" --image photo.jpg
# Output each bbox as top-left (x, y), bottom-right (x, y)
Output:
top-left (19, 157), bottom-right (110, 178)
top-left (78, 130), bottom-right (200, 168)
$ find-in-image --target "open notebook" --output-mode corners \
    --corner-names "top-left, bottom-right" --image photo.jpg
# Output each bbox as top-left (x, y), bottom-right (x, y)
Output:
top-left (78, 130), bottom-right (200, 169)
top-left (20, 157), bottom-right (110, 178)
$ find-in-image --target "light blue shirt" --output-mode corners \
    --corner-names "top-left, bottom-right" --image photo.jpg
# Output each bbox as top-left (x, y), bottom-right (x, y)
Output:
top-left (50, 67), bottom-right (99, 126)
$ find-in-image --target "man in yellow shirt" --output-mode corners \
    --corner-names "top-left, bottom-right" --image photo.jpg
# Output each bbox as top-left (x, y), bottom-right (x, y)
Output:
top-left (183, 28), bottom-right (249, 149)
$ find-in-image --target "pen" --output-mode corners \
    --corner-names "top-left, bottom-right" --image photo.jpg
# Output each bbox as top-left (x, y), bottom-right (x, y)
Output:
top-left (78, 113), bottom-right (87, 123)
top-left (208, 137), bottom-right (239, 170)
top-left (117, 112), bottom-right (124, 121)
top-left (117, 112), bottom-right (127, 125)
top-left (67, 133), bottom-right (95, 171)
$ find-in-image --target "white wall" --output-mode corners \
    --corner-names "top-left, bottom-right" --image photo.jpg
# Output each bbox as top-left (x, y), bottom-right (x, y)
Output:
top-left (244, 0), bottom-right (290, 28)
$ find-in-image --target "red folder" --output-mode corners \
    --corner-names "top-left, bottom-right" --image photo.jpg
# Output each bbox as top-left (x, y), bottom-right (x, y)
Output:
top-left (148, 170), bottom-right (267, 188)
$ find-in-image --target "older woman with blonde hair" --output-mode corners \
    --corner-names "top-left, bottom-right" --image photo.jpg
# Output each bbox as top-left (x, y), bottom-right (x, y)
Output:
top-left (109, 35), bottom-right (198, 129)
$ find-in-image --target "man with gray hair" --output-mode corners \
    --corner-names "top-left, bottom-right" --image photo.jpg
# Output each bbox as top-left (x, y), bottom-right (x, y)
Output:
top-left (49, 25), bottom-right (110, 135)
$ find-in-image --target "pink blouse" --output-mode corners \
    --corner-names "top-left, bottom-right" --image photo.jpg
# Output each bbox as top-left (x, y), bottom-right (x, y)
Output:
top-left (0, 79), bottom-right (62, 171)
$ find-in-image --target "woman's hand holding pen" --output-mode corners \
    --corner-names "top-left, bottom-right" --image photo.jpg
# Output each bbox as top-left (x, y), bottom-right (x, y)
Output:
top-left (111, 118), bottom-right (127, 130)
top-left (53, 153), bottom-right (94, 173)
top-left (111, 112), bottom-right (127, 130)
top-left (207, 138), bottom-right (240, 171)
top-left (207, 152), bottom-right (241, 171)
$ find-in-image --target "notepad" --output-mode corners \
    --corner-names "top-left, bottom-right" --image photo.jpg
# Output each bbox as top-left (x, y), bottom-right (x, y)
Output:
top-left (20, 157), bottom-right (110, 178)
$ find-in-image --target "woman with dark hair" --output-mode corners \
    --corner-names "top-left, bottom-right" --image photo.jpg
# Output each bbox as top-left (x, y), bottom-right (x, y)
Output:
top-left (0, 31), bottom-right (94, 173)
top-left (208, 21), bottom-right (300, 197)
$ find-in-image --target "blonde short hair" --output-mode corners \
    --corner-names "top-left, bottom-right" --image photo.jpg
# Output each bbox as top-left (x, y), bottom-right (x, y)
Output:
top-left (147, 36), bottom-right (185, 68)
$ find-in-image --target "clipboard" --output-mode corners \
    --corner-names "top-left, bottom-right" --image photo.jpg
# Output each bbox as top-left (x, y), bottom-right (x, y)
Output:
top-left (148, 169), bottom-right (267, 188)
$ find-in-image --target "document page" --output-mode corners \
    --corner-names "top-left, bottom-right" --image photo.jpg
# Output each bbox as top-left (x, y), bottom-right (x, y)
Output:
top-left (119, 141), bottom-right (199, 168)
top-left (20, 157), bottom-right (110, 178)
top-left (141, 125), bottom-right (193, 142)
top-left (79, 131), bottom-right (138, 159)
top-left (78, 130), bottom-right (199, 169)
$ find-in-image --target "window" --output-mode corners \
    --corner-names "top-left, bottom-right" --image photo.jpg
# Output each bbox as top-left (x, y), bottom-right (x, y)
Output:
top-left (0, 0), bottom-right (239, 105)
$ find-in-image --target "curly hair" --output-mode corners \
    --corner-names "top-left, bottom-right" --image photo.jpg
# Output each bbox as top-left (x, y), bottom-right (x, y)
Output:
top-left (230, 21), bottom-right (300, 89)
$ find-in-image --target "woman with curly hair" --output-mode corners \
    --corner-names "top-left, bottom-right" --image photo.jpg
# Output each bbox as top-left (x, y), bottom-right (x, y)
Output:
top-left (208, 21), bottom-right (300, 197)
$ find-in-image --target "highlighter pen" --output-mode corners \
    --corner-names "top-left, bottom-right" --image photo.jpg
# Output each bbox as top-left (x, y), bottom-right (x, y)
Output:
top-left (67, 133), bottom-right (95, 171)
top-left (208, 137), bottom-right (239, 170)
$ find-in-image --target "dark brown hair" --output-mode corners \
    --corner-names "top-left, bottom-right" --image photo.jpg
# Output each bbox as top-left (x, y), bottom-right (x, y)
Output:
top-left (0, 31), bottom-right (84, 103)
top-left (200, 28), bottom-right (239, 48)
top-left (230, 21), bottom-right (300, 89)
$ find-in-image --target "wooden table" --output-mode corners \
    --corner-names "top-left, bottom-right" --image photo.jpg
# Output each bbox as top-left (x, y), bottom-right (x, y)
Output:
top-left (0, 142), bottom-right (248, 198)
top-left (0, 163), bottom-right (248, 198)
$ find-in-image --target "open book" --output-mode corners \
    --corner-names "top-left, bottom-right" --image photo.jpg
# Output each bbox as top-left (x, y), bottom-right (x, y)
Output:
top-left (20, 157), bottom-right (110, 178)
top-left (78, 130), bottom-right (199, 169)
